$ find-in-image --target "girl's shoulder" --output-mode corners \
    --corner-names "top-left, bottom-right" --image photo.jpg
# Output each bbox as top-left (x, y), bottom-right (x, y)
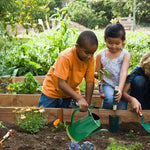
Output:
top-left (96, 49), bottom-right (105, 55)
top-left (122, 49), bottom-right (130, 58)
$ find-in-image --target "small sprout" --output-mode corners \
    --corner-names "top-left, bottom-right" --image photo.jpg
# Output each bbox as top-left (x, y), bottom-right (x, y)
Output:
top-left (125, 129), bottom-right (136, 138)
top-left (52, 119), bottom-right (66, 132)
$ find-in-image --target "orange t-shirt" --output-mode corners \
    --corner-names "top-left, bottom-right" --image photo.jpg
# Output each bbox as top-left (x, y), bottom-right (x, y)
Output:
top-left (42, 46), bottom-right (94, 98)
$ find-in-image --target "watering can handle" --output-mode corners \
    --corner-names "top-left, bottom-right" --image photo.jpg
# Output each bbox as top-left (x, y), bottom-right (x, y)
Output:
top-left (70, 108), bottom-right (92, 125)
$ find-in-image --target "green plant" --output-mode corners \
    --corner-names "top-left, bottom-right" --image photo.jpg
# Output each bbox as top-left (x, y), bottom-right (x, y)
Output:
top-left (6, 72), bottom-right (40, 94)
top-left (125, 129), bottom-right (136, 138)
top-left (21, 72), bottom-right (40, 93)
top-left (51, 119), bottom-right (67, 132)
top-left (106, 137), bottom-right (142, 150)
top-left (13, 106), bottom-right (47, 134)
top-left (0, 121), bottom-right (8, 129)
top-left (79, 79), bottom-right (85, 92)
top-left (98, 68), bottom-right (110, 98)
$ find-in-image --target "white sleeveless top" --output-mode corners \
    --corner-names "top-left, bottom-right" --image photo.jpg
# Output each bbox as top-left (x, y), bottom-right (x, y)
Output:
top-left (101, 49), bottom-right (126, 88)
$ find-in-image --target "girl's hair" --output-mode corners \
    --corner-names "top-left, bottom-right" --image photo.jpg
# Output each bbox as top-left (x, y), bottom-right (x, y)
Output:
top-left (140, 51), bottom-right (150, 76)
top-left (76, 30), bottom-right (98, 48)
top-left (104, 22), bottom-right (125, 41)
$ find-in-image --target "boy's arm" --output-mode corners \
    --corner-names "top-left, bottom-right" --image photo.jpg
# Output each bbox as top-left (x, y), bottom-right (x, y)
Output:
top-left (116, 52), bottom-right (130, 101)
top-left (85, 82), bottom-right (94, 106)
top-left (57, 78), bottom-right (89, 112)
top-left (122, 82), bottom-right (142, 113)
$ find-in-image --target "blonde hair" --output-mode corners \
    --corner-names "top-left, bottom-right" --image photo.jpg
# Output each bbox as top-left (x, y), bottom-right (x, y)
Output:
top-left (140, 51), bottom-right (150, 76)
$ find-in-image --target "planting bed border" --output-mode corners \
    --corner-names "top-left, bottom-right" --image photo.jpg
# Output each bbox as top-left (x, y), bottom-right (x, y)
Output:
top-left (0, 107), bottom-right (150, 125)
top-left (1, 76), bottom-right (150, 126)
top-left (0, 94), bottom-right (101, 107)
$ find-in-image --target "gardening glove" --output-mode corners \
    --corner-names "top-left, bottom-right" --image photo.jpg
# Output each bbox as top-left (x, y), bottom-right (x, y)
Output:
top-left (68, 140), bottom-right (81, 150)
top-left (80, 141), bottom-right (94, 150)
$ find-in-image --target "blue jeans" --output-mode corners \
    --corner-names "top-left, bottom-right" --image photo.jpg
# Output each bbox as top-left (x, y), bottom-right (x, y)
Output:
top-left (99, 84), bottom-right (127, 109)
top-left (38, 93), bottom-right (72, 108)
top-left (130, 76), bottom-right (150, 109)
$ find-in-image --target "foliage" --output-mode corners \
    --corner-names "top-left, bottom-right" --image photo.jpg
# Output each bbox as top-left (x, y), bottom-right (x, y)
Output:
top-left (13, 106), bottom-right (47, 134)
top-left (69, 0), bottom-right (150, 29)
top-left (0, 24), bottom-right (150, 77)
top-left (0, 121), bottom-right (8, 129)
top-left (0, 3), bottom-right (77, 76)
top-left (79, 79), bottom-right (85, 92)
top-left (51, 119), bottom-right (67, 132)
top-left (98, 68), bottom-right (110, 81)
top-left (0, 0), bottom-right (52, 33)
top-left (6, 72), bottom-right (40, 94)
top-left (1, 0), bottom-right (150, 31)
top-left (69, 1), bottom-right (105, 29)
top-left (125, 129), bottom-right (136, 138)
top-left (106, 137), bottom-right (142, 150)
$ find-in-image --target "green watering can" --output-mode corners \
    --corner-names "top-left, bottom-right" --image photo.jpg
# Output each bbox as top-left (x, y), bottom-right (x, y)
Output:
top-left (66, 108), bottom-right (108, 142)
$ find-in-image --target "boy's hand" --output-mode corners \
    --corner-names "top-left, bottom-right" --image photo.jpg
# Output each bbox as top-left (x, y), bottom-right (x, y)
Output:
top-left (77, 97), bottom-right (89, 112)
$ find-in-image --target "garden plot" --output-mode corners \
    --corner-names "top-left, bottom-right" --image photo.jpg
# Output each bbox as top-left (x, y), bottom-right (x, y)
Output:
top-left (0, 108), bottom-right (150, 150)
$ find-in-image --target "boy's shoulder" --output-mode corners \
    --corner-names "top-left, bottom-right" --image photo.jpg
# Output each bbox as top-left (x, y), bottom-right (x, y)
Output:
top-left (60, 47), bottom-right (75, 58)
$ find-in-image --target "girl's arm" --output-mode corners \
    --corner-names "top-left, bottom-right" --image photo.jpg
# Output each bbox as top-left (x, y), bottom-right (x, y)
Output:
top-left (122, 82), bottom-right (142, 113)
top-left (116, 51), bottom-right (130, 101)
top-left (94, 52), bottom-right (103, 78)
top-left (57, 77), bottom-right (89, 112)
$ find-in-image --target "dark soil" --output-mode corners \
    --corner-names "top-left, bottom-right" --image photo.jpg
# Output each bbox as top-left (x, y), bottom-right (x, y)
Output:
top-left (0, 121), bottom-right (150, 150)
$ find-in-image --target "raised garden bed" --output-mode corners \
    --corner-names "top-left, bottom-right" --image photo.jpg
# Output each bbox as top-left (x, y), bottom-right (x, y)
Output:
top-left (0, 108), bottom-right (150, 150)
top-left (0, 107), bottom-right (150, 124)
top-left (1, 76), bottom-right (150, 150)
top-left (0, 76), bottom-right (102, 107)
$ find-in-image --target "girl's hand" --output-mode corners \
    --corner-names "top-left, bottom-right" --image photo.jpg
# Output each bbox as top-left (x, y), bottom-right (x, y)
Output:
top-left (130, 98), bottom-right (142, 113)
top-left (114, 89), bottom-right (122, 102)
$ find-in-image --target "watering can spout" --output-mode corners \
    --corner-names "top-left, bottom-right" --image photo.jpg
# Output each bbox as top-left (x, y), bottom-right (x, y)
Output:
top-left (66, 108), bottom-right (108, 142)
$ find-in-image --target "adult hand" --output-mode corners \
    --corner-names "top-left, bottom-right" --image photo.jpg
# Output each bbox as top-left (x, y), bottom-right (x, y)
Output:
top-left (130, 98), bottom-right (142, 113)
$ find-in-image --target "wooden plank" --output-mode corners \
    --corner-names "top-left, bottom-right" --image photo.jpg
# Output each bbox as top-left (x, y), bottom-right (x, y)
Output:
top-left (0, 107), bottom-right (59, 124)
top-left (62, 109), bottom-right (150, 124)
top-left (0, 94), bottom-right (102, 107)
top-left (0, 107), bottom-right (150, 125)
top-left (0, 94), bottom-right (40, 107)
top-left (0, 77), bottom-right (12, 83)
top-left (0, 107), bottom-right (18, 124)
top-left (116, 17), bottom-right (133, 30)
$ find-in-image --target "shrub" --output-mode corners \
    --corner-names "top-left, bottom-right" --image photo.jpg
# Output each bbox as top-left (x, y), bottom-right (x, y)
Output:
top-left (13, 106), bottom-right (47, 134)
top-left (7, 72), bottom-right (40, 94)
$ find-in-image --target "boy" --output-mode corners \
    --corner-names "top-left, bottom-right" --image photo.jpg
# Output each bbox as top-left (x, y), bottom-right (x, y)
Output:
top-left (38, 30), bottom-right (98, 112)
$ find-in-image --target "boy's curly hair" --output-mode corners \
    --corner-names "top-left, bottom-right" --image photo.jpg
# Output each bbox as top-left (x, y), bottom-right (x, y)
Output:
top-left (140, 51), bottom-right (150, 76)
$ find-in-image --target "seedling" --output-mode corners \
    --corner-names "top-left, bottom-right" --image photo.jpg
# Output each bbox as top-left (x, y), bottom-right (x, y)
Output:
top-left (52, 119), bottom-right (66, 132)
top-left (97, 68), bottom-right (110, 98)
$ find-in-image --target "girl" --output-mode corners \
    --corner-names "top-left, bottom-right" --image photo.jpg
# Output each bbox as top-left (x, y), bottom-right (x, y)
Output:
top-left (95, 20), bottom-right (130, 109)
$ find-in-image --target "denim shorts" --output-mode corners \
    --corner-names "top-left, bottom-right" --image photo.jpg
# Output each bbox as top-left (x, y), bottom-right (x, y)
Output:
top-left (38, 92), bottom-right (73, 108)
top-left (99, 83), bottom-right (128, 109)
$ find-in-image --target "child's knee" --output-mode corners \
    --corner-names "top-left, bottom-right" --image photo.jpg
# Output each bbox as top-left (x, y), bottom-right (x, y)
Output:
top-left (102, 96), bottom-right (113, 109)
top-left (132, 76), bottom-right (146, 88)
